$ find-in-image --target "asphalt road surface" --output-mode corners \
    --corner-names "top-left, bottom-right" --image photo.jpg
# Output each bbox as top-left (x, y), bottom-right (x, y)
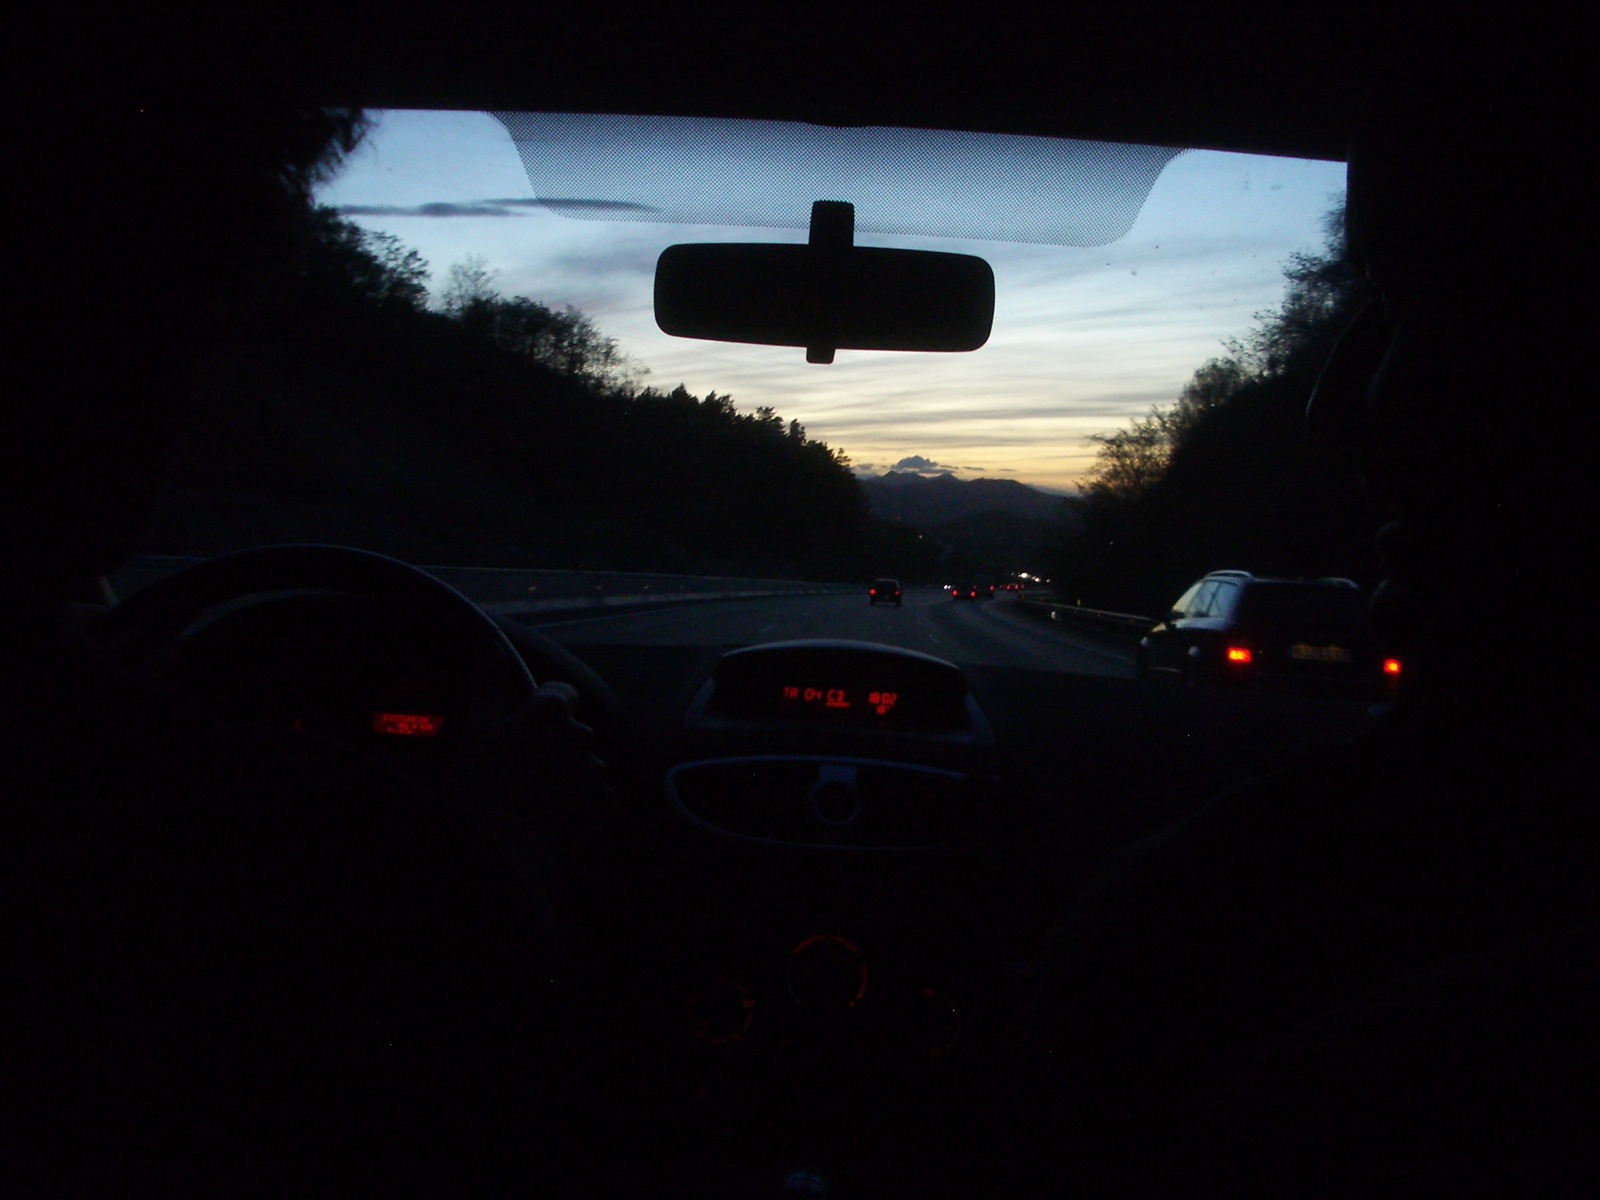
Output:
top-left (522, 587), bottom-right (1135, 677)
top-left (519, 586), bottom-right (1373, 869)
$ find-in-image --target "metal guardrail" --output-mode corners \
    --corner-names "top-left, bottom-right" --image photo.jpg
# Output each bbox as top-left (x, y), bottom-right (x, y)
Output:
top-left (1013, 593), bottom-right (1155, 640)
top-left (106, 555), bottom-right (855, 616)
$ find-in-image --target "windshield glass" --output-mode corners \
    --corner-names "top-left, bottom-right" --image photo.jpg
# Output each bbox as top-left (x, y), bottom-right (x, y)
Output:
top-left (128, 110), bottom-right (1369, 674)
top-left (1236, 583), bottom-right (1370, 629)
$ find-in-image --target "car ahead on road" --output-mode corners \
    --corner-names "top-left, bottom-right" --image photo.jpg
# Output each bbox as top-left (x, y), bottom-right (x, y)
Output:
top-left (951, 583), bottom-right (983, 601)
top-left (869, 578), bottom-right (902, 606)
top-left (1136, 570), bottom-right (1401, 697)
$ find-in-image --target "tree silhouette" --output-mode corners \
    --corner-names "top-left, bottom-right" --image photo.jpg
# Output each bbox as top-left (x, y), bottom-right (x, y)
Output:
top-left (300, 207), bottom-right (430, 313)
top-left (440, 255), bottom-right (501, 317)
top-left (144, 212), bottom-right (869, 578)
top-left (1054, 202), bottom-right (1377, 613)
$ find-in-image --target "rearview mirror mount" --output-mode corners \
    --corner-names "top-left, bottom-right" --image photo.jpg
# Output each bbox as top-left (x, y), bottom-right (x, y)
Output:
top-left (654, 201), bottom-right (995, 364)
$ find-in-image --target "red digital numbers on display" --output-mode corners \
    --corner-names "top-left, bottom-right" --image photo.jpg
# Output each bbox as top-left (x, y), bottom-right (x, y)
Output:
top-left (780, 686), bottom-right (901, 716)
top-left (372, 712), bottom-right (444, 737)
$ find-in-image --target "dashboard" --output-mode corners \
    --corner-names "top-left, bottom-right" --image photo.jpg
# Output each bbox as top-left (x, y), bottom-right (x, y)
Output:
top-left (166, 603), bottom-right (1028, 1183)
top-left (136, 578), bottom-right (1377, 1191)
top-left (528, 617), bottom-right (1376, 1188)
top-left (564, 638), bottom-right (1039, 1189)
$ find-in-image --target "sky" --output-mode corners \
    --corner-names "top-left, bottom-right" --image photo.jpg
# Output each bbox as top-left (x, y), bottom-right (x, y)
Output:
top-left (316, 110), bottom-right (1346, 495)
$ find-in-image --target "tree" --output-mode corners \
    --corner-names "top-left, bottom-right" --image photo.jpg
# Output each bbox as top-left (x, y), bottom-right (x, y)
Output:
top-left (534, 304), bottom-right (642, 393)
top-left (1082, 406), bottom-right (1177, 500)
top-left (361, 231), bottom-right (430, 309)
top-left (440, 255), bottom-right (500, 317)
top-left (1238, 201), bottom-right (1359, 377)
top-left (442, 289), bottom-right (646, 394)
top-left (1173, 356), bottom-right (1249, 433)
top-left (1055, 200), bottom-right (1375, 611)
top-left (301, 207), bottom-right (430, 312)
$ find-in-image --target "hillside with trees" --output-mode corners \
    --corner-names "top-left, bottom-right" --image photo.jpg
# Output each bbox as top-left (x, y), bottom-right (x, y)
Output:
top-left (142, 208), bottom-right (869, 578)
top-left (1050, 204), bottom-right (1384, 614)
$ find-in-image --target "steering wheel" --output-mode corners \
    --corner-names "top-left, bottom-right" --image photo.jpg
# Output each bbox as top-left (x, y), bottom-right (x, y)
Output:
top-left (78, 545), bottom-right (607, 1182)
top-left (96, 542), bottom-right (533, 705)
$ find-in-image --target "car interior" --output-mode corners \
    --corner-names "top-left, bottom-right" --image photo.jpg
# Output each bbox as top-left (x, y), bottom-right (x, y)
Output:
top-left (7, 8), bottom-right (1589, 1197)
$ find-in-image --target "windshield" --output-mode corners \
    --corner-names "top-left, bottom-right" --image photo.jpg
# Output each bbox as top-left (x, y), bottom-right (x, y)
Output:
top-left (128, 110), bottom-right (1370, 674)
top-left (1236, 583), bottom-right (1370, 629)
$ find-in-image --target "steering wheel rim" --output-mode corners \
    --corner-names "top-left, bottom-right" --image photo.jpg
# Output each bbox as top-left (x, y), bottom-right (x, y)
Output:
top-left (92, 543), bottom-right (538, 728)
top-left (62, 545), bottom-right (597, 1178)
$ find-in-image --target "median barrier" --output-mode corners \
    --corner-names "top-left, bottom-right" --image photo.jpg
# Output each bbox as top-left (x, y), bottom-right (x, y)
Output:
top-left (107, 554), bottom-right (857, 617)
top-left (482, 586), bottom-right (850, 618)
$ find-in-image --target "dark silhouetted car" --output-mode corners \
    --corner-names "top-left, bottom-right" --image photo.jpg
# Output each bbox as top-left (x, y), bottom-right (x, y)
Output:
top-left (1136, 570), bottom-right (1400, 697)
top-left (869, 578), bottom-right (902, 606)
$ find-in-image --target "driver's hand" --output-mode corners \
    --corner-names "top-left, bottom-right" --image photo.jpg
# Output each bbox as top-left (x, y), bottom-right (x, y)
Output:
top-left (522, 680), bottom-right (615, 816)
top-left (452, 680), bottom-right (613, 830)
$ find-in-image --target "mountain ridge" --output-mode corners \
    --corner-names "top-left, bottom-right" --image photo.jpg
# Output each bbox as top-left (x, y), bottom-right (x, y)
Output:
top-left (859, 471), bottom-right (1070, 528)
top-left (858, 471), bottom-right (1078, 575)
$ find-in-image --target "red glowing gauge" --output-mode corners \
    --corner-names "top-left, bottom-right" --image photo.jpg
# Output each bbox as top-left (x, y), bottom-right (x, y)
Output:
top-left (786, 935), bottom-right (867, 1009)
top-left (687, 975), bottom-right (755, 1044)
top-left (371, 712), bottom-right (444, 737)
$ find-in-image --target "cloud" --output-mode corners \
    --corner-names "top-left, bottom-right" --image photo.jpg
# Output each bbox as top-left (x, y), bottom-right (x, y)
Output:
top-left (532, 198), bottom-right (663, 217)
top-left (881, 455), bottom-right (1003, 477)
top-left (335, 197), bottom-right (662, 220)
top-left (336, 202), bottom-right (519, 218)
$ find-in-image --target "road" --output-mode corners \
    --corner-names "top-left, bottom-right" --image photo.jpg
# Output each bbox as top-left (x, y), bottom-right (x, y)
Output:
top-left (519, 585), bottom-right (1372, 870)
top-left (521, 587), bottom-right (1136, 677)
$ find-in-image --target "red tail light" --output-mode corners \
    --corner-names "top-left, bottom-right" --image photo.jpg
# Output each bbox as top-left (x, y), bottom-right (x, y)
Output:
top-left (1383, 657), bottom-right (1401, 675)
top-left (1225, 646), bottom-right (1252, 664)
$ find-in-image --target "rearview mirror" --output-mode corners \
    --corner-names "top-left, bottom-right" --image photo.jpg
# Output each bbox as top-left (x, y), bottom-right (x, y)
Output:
top-left (654, 201), bottom-right (994, 364)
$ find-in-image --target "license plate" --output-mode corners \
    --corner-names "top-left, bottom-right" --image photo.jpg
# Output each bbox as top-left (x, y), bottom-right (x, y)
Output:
top-left (1291, 643), bottom-right (1350, 663)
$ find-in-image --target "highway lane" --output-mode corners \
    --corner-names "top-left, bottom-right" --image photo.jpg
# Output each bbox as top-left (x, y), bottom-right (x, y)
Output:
top-left (516, 584), bottom-right (1376, 888)
top-left (520, 587), bottom-right (1136, 677)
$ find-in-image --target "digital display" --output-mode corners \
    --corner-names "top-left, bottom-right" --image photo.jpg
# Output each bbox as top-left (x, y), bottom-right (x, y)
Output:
top-left (701, 641), bottom-right (974, 733)
top-left (779, 686), bottom-right (901, 717)
top-left (371, 712), bottom-right (444, 737)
